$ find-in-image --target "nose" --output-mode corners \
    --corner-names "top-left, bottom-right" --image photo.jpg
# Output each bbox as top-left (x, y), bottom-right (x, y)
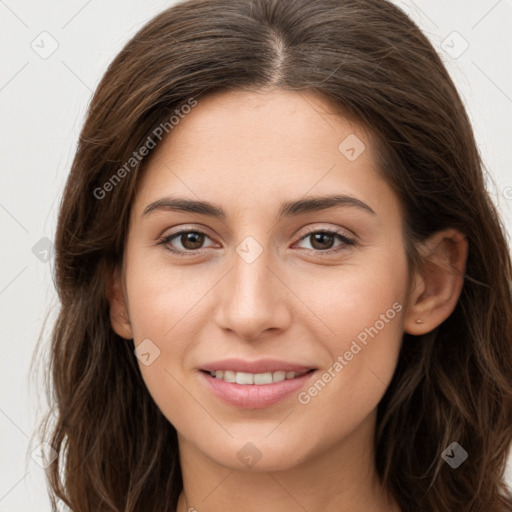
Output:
top-left (213, 245), bottom-right (292, 341)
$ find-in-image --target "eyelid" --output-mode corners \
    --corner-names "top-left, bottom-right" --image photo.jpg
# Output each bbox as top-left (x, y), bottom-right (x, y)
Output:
top-left (295, 224), bottom-right (356, 243)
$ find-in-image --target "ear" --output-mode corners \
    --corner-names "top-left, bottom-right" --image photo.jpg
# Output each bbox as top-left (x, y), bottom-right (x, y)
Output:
top-left (106, 265), bottom-right (134, 340)
top-left (404, 228), bottom-right (468, 336)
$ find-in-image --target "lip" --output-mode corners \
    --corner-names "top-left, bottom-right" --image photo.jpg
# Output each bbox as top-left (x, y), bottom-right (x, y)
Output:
top-left (200, 358), bottom-right (315, 374)
top-left (199, 368), bottom-right (317, 409)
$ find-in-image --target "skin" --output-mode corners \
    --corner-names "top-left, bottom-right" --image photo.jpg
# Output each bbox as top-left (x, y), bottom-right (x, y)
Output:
top-left (109, 88), bottom-right (468, 512)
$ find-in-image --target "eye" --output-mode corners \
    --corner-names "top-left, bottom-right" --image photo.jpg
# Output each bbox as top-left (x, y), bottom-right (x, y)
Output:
top-left (158, 229), bottom-right (216, 256)
top-left (294, 229), bottom-right (356, 254)
top-left (158, 227), bottom-right (356, 257)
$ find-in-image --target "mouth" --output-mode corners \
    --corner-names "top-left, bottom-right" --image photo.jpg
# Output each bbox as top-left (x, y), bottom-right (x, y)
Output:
top-left (199, 367), bottom-right (317, 409)
top-left (201, 368), bottom-right (315, 385)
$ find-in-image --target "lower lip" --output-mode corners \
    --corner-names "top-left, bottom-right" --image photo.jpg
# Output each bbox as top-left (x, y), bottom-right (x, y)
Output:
top-left (199, 370), bottom-right (316, 409)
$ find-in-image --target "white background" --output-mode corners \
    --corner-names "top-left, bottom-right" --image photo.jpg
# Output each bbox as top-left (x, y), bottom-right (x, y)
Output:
top-left (1, 0), bottom-right (511, 509)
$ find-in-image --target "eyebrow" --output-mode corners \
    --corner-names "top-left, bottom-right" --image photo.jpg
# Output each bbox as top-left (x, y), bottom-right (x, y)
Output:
top-left (143, 194), bottom-right (376, 219)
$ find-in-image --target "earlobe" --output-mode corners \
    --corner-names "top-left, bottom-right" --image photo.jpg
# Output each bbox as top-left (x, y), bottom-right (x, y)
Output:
top-left (404, 229), bottom-right (468, 336)
top-left (107, 265), bottom-right (134, 340)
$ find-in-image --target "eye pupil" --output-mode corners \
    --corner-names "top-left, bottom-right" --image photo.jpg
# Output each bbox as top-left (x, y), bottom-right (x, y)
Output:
top-left (181, 232), bottom-right (204, 250)
top-left (311, 232), bottom-right (334, 250)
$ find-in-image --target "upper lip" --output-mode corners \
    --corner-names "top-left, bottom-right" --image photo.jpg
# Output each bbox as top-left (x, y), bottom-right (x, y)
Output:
top-left (200, 358), bottom-right (316, 374)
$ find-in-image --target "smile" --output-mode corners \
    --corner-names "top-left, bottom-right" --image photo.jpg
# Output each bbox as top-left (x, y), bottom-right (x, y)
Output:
top-left (200, 369), bottom-right (316, 409)
top-left (205, 369), bottom-right (312, 385)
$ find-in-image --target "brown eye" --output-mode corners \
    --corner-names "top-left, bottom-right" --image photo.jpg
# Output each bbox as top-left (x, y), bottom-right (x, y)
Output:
top-left (178, 231), bottom-right (205, 250)
top-left (309, 232), bottom-right (336, 250)
top-left (296, 229), bottom-right (356, 254)
top-left (159, 229), bottom-right (216, 256)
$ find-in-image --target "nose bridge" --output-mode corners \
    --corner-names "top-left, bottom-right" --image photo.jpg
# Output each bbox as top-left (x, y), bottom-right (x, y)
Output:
top-left (214, 234), bottom-right (290, 339)
top-left (233, 243), bottom-right (271, 305)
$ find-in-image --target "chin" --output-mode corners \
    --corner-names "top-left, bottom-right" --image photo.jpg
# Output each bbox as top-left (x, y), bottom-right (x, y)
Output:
top-left (202, 438), bottom-right (310, 472)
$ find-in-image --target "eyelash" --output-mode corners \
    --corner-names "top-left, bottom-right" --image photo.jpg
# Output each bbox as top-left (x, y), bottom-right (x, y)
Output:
top-left (157, 228), bottom-right (356, 257)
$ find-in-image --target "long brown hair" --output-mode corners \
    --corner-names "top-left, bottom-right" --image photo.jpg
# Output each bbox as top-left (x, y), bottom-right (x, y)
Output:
top-left (34, 0), bottom-right (512, 510)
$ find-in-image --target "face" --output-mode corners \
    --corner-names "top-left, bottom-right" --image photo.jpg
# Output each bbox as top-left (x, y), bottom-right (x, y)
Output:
top-left (117, 89), bottom-right (410, 471)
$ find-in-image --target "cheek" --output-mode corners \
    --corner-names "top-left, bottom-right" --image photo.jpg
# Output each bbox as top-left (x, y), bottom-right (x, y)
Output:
top-left (124, 259), bottom-right (208, 431)
top-left (125, 252), bottom-right (209, 341)
top-left (124, 256), bottom-right (216, 415)
top-left (295, 243), bottom-right (407, 410)
top-left (294, 238), bottom-right (407, 346)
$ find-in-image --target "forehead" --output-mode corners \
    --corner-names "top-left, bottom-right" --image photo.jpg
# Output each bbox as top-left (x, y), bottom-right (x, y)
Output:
top-left (133, 88), bottom-right (401, 223)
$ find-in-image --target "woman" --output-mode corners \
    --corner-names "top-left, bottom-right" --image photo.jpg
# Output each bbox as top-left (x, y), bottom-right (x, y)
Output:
top-left (36, 0), bottom-right (512, 510)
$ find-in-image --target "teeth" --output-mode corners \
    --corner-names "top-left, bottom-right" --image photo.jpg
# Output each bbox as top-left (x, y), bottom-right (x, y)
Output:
top-left (209, 369), bottom-right (308, 385)
top-left (272, 371), bottom-right (286, 382)
top-left (236, 371), bottom-right (254, 385)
